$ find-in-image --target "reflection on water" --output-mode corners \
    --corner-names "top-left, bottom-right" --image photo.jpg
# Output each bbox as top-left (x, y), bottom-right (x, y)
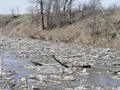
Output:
top-left (72, 68), bottom-right (120, 88)
top-left (0, 54), bottom-right (33, 79)
top-left (0, 54), bottom-right (35, 89)
top-left (88, 72), bottom-right (120, 87)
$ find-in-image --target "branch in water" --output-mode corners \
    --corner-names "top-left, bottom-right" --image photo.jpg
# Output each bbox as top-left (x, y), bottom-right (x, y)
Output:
top-left (51, 55), bottom-right (69, 68)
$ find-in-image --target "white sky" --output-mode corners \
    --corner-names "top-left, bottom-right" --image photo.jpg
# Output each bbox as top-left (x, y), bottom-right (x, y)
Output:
top-left (0, 0), bottom-right (119, 14)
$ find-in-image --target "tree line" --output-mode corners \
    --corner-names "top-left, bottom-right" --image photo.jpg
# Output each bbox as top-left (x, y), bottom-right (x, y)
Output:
top-left (28, 0), bottom-right (120, 32)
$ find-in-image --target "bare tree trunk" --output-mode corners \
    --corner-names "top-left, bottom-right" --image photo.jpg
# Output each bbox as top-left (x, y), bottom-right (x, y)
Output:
top-left (46, 0), bottom-right (52, 29)
top-left (93, 0), bottom-right (97, 35)
top-left (63, 0), bottom-right (68, 21)
top-left (40, 0), bottom-right (45, 30)
top-left (69, 0), bottom-right (72, 24)
top-left (47, 11), bottom-right (50, 29)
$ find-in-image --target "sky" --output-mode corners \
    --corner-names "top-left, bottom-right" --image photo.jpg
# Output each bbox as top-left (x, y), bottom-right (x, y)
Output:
top-left (0, 0), bottom-right (119, 14)
top-left (0, 0), bottom-right (29, 14)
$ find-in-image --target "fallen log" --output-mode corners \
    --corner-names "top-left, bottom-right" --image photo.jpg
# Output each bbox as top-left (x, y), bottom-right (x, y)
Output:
top-left (51, 55), bottom-right (69, 68)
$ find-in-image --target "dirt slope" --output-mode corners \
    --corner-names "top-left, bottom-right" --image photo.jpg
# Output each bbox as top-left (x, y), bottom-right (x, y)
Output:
top-left (0, 13), bottom-right (120, 49)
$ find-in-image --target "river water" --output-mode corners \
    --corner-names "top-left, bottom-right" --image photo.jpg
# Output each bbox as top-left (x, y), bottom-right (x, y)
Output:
top-left (0, 54), bottom-right (120, 90)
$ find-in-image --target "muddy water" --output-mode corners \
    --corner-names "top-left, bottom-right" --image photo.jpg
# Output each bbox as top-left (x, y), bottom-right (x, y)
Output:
top-left (0, 54), bottom-right (120, 90)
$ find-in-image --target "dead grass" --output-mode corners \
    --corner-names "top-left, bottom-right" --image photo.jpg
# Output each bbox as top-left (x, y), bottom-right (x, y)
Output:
top-left (0, 12), bottom-right (120, 49)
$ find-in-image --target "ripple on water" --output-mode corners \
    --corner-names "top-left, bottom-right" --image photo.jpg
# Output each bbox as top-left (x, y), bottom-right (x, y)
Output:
top-left (88, 71), bottom-right (120, 87)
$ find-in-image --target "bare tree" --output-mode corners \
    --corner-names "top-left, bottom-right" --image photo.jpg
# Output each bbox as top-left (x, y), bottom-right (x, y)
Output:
top-left (68, 0), bottom-right (73, 24)
top-left (53, 0), bottom-right (62, 26)
top-left (108, 3), bottom-right (118, 15)
top-left (45, 0), bottom-right (52, 29)
top-left (63, 0), bottom-right (69, 21)
top-left (85, 0), bottom-right (102, 36)
top-left (11, 6), bottom-right (20, 18)
top-left (32, 0), bottom-right (45, 30)
top-left (11, 8), bottom-right (16, 18)
top-left (28, 6), bottom-right (41, 26)
top-left (16, 6), bottom-right (20, 16)
top-left (30, 0), bottom-right (76, 29)
top-left (40, 0), bottom-right (45, 30)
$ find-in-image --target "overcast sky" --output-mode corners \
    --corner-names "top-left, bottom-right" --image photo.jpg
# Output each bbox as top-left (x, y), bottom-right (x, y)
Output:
top-left (0, 0), bottom-right (119, 14)
top-left (0, 0), bottom-right (29, 14)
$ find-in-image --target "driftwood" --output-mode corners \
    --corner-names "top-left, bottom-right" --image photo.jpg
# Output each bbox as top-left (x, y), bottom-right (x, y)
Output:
top-left (51, 55), bottom-right (69, 68)
top-left (72, 65), bottom-right (91, 68)
top-left (31, 61), bottom-right (43, 66)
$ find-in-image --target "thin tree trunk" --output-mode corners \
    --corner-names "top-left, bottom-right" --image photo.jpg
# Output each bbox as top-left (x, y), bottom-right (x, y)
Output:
top-left (47, 11), bottom-right (50, 29)
top-left (47, 1), bottom-right (52, 29)
top-left (69, 0), bottom-right (72, 24)
top-left (63, 0), bottom-right (68, 21)
top-left (40, 0), bottom-right (45, 30)
top-left (93, 0), bottom-right (97, 35)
